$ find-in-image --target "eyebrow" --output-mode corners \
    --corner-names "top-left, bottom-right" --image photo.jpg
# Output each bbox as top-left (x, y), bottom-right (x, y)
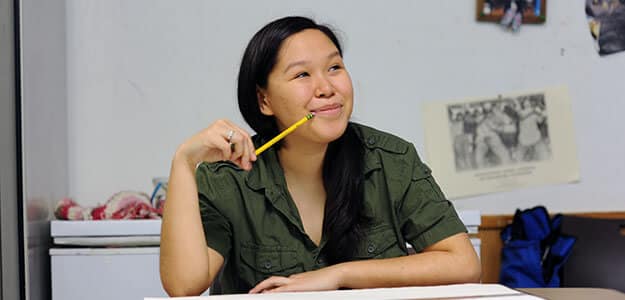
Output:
top-left (283, 51), bottom-right (341, 74)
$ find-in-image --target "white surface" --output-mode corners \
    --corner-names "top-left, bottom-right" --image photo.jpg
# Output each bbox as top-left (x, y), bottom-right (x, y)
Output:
top-left (50, 247), bottom-right (160, 256)
top-left (145, 283), bottom-right (542, 300)
top-left (51, 219), bottom-right (161, 236)
top-left (471, 238), bottom-right (481, 259)
top-left (458, 210), bottom-right (481, 227)
top-left (63, 1), bottom-right (625, 214)
top-left (49, 247), bottom-right (212, 299)
top-left (53, 235), bottom-right (160, 247)
top-left (50, 247), bottom-right (170, 300)
top-left (51, 219), bottom-right (161, 246)
top-left (466, 226), bottom-right (479, 234)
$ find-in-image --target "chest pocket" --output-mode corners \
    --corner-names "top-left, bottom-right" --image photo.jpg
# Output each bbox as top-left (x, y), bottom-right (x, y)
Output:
top-left (354, 224), bottom-right (407, 259)
top-left (239, 244), bottom-right (304, 286)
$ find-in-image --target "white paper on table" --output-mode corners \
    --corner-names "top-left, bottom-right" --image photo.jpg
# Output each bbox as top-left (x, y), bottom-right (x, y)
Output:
top-left (145, 283), bottom-right (543, 300)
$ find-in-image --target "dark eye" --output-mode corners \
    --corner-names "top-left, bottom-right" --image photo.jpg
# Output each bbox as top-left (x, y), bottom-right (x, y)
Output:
top-left (329, 64), bottom-right (342, 72)
top-left (295, 72), bottom-right (309, 79)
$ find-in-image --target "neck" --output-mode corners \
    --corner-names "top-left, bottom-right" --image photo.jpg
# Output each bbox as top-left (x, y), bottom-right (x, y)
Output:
top-left (278, 137), bottom-right (328, 183)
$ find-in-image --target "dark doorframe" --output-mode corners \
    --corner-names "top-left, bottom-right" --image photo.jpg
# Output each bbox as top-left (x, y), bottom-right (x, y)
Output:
top-left (0, 0), bottom-right (25, 299)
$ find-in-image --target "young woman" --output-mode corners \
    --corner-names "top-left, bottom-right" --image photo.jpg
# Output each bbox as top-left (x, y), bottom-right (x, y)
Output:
top-left (160, 16), bottom-right (480, 296)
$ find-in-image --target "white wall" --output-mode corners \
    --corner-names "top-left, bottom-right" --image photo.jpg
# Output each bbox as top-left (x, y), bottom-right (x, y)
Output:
top-left (64, 0), bottom-right (625, 214)
top-left (21, 0), bottom-right (68, 299)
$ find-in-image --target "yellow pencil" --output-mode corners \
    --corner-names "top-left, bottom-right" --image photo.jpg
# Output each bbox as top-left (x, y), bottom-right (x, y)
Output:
top-left (255, 113), bottom-right (315, 156)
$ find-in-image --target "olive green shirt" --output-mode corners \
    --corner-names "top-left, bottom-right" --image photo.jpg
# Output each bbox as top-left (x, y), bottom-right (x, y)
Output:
top-left (196, 122), bottom-right (466, 294)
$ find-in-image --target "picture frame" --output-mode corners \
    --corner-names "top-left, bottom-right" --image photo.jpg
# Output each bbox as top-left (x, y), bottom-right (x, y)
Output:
top-left (476, 0), bottom-right (547, 24)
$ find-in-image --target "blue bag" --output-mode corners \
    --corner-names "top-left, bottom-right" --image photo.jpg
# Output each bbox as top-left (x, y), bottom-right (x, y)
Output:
top-left (499, 206), bottom-right (576, 288)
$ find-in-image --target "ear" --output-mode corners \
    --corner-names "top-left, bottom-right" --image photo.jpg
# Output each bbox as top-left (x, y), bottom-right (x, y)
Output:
top-left (256, 88), bottom-right (274, 116)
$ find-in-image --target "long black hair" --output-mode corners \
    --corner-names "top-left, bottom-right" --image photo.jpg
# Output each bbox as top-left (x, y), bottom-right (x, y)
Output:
top-left (237, 16), bottom-right (366, 263)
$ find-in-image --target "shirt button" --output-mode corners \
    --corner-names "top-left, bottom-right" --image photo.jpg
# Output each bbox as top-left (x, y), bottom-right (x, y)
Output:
top-left (367, 243), bottom-right (376, 254)
top-left (317, 258), bottom-right (324, 265)
top-left (263, 261), bottom-right (272, 270)
top-left (367, 137), bottom-right (376, 146)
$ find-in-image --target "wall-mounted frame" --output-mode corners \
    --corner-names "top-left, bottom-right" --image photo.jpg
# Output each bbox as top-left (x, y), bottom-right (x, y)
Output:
top-left (476, 0), bottom-right (547, 23)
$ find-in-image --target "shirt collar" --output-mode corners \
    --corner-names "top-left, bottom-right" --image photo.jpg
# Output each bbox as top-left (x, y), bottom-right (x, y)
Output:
top-left (245, 142), bottom-right (281, 192)
top-left (245, 122), bottom-right (388, 190)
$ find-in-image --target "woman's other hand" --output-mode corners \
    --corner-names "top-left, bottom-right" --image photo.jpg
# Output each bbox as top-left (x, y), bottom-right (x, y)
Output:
top-left (248, 266), bottom-right (344, 294)
top-left (176, 119), bottom-right (257, 171)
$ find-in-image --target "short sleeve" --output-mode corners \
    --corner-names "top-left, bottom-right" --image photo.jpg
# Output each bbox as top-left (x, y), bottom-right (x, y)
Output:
top-left (196, 163), bottom-right (233, 259)
top-left (399, 155), bottom-right (467, 253)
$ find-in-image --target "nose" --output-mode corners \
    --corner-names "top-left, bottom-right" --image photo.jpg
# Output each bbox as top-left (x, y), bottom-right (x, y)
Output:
top-left (314, 75), bottom-right (334, 98)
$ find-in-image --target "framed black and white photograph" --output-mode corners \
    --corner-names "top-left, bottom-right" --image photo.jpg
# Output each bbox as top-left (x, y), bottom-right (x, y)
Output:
top-left (422, 86), bottom-right (579, 199)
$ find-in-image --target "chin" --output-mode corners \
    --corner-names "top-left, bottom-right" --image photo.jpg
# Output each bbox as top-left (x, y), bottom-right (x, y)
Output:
top-left (311, 119), bottom-right (349, 143)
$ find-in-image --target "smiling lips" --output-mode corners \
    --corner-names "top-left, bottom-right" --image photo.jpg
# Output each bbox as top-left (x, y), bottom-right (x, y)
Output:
top-left (311, 103), bottom-right (342, 116)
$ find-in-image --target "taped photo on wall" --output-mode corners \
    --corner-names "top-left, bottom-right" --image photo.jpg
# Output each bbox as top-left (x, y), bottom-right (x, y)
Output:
top-left (422, 86), bottom-right (579, 199)
top-left (586, 0), bottom-right (625, 55)
top-left (447, 93), bottom-right (550, 172)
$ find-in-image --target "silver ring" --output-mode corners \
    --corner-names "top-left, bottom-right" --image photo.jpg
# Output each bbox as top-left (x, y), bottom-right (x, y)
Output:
top-left (226, 130), bottom-right (235, 143)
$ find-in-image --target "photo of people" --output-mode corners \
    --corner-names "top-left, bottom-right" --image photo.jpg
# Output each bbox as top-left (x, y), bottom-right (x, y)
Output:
top-left (477, 0), bottom-right (547, 27)
top-left (586, 0), bottom-right (625, 55)
top-left (423, 86), bottom-right (579, 199)
top-left (447, 93), bottom-right (550, 172)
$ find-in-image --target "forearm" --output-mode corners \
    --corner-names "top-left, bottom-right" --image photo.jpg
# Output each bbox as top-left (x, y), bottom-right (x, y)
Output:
top-left (336, 236), bottom-right (480, 289)
top-left (159, 152), bottom-right (211, 296)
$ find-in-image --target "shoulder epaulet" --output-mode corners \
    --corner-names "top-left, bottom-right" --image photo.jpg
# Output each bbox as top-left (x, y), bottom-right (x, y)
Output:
top-left (352, 123), bottom-right (409, 154)
top-left (202, 160), bottom-right (242, 172)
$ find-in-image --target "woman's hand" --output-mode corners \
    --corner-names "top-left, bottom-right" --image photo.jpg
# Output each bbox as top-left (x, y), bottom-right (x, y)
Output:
top-left (175, 119), bottom-right (256, 170)
top-left (248, 265), bottom-right (345, 294)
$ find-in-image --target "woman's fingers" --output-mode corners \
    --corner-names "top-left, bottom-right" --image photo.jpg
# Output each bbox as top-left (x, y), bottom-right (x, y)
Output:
top-left (215, 135), bottom-right (233, 161)
top-left (222, 120), bottom-right (256, 170)
top-left (225, 129), bottom-right (249, 170)
top-left (179, 119), bottom-right (258, 168)
top-left (228, 130), bottom-right (244, 160)
top-left (240, 138), bottom-right (253, 170)
top-left (249, 276), bottom-right (289, 294)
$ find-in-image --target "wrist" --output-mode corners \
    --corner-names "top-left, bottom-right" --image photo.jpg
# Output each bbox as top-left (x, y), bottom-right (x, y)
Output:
top-left (332, 262), bottom-right (352, 288)
top-left (172, 146), bottom-right (197, 171)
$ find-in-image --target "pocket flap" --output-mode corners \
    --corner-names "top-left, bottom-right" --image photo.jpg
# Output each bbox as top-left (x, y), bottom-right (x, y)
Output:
top-left (354, 224), bottom-right (400, 258)
top-left (240, 244), bottom-right (299, 274)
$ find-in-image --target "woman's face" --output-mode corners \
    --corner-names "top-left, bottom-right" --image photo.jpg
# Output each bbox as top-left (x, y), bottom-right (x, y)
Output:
top-left (259, 29), bottom-right (353, 145)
